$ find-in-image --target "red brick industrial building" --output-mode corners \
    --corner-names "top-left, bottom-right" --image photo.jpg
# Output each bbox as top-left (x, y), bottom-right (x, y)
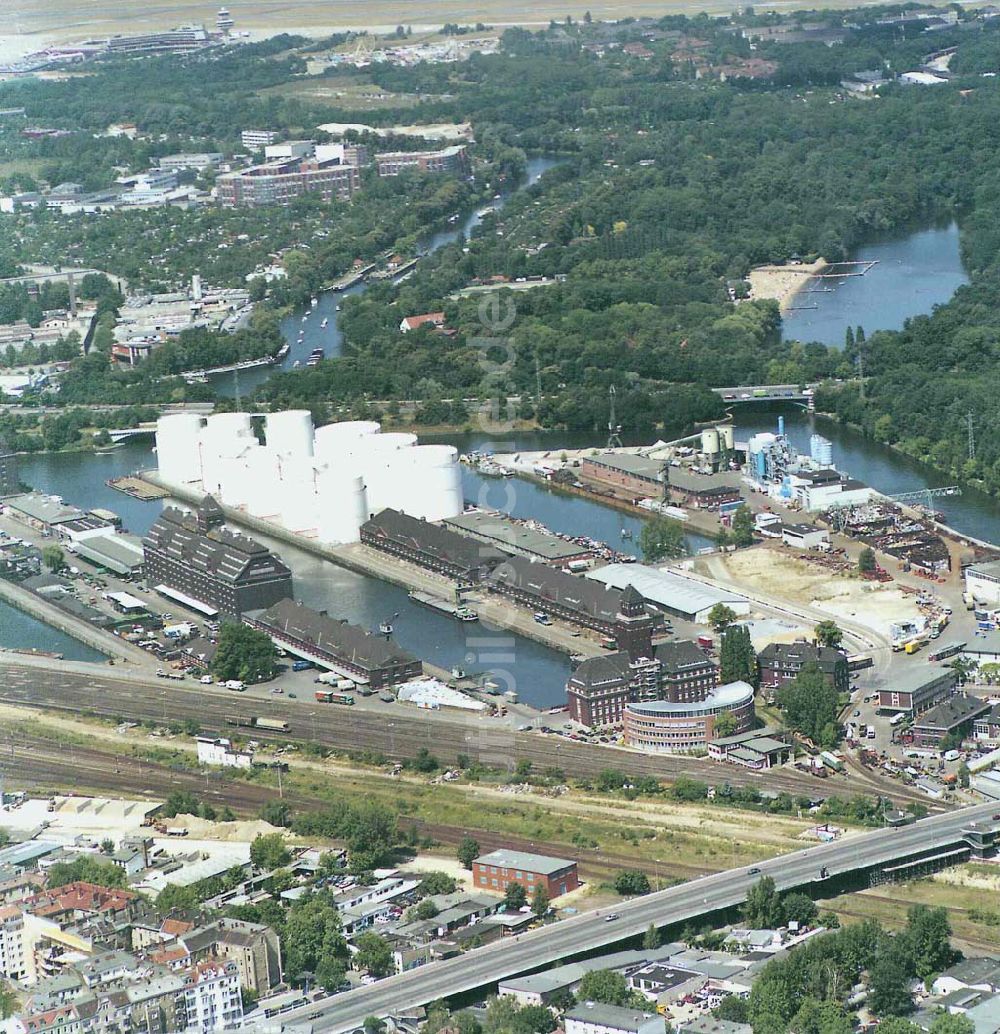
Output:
top-left (472, 849), bottom-right (579, 899)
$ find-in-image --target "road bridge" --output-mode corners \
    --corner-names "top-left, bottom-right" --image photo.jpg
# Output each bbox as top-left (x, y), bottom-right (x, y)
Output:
top-left (107, 424), bottom-right (157, 442)
top-left (712, 384), bottom-right (818, 409)
top-left (282, 804), bottom-right (1000, 1033)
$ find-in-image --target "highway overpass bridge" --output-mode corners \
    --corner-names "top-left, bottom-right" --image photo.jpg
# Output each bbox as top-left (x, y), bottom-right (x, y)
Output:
top-left (712, 384), bottom-right (818, 408)
top-left (281, 804), bottom-right (1000, 1033)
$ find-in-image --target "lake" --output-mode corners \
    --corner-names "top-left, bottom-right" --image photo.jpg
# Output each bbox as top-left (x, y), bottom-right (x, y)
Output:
top-left (781, 221), bottom-right (968, 348)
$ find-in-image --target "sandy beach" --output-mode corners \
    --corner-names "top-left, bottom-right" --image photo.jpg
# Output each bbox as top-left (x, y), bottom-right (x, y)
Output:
top-left (748, 257), bottom-right (828, 312)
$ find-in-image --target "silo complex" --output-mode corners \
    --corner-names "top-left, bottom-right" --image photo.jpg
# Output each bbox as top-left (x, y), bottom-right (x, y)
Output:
top-left (154, 412), bottom-right (464, 544)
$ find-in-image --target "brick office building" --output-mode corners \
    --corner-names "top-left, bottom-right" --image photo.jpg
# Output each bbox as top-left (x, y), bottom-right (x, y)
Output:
top-left (567, 587), bottom-right (720, 727)
top-left (472, 849), bottom-right (579, 899)
top-left (878, 668), bottom-right (956, 717)
top-left (758, 642), bottom-right (849, 695)
top-left (142, 497), bottom-right (292, 620)
top-left (656, 639), bottom-right (720, 702)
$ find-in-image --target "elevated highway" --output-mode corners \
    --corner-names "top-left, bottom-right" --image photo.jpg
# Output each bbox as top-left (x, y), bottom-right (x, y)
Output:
top-left (283, 804), bottom-right (1000, 1033)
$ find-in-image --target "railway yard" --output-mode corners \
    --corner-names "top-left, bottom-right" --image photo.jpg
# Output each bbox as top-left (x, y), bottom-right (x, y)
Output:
top-left (0, 657), bottom-right (953, 813)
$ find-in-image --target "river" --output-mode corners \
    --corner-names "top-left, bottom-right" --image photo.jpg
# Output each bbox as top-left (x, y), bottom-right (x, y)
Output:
top-left (781, 221), bottom-right (968, 348)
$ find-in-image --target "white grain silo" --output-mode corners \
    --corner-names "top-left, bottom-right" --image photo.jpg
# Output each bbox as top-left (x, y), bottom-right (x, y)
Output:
top-left (313, 420), bottom-right (381, 466)
top-left (276, 454), bottom-right (320, 533)
top-left (265, 410), bottom-right (315, 459)
top-left (155, 413), bottom-right (205, 488)
top-left (396, 444), bottom-right (463, 521)
top-left (718, 424), bottom-right (735, 451)
top-left (357, 433), bottom-right (417, 515)
top-left (315, 467), bottom-right (368, 544)
top-left (198, 413), bottom-right (255, 495)
top-left (244, 447), bottom-right (281, 519)
top-left (700, 428), bottom-right (721, 457)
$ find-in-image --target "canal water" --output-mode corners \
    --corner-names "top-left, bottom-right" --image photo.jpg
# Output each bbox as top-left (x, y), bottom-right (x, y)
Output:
top-left (209, 156), bottom-right (563, 398)
top-left (781, 221), bottom-right (968, 347)
top-left (2, 209), bottom-right (986, 703)
top-left (0, 600), bottom-right (106, 662)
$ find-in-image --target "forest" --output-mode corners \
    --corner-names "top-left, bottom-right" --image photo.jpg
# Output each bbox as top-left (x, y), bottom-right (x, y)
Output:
top-left (6, 10), bottom-right (1000, 469)
top-left (252, 18), bottom-right (1000, 443)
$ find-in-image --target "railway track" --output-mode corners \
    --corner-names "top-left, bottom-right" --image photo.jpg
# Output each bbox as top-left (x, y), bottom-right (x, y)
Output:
top-left (1, 731), bottom-right (715, 882)
top-left (0, 663), bottom-right (941, 811)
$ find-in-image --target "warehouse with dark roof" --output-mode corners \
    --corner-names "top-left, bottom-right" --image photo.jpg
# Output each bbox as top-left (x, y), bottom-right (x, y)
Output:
top-left (142, 497), bottom-right (293, 619)
top-left (245, 598), bottom-right (422, 689)
top-left (488, 555), bottom-right (624, 633)
top-left (361, 508), bottom-right (505, 582)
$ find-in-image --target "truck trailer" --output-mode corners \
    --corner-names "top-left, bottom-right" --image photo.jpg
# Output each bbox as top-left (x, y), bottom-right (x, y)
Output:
top-left (224, 716), bottom-right (290, 733)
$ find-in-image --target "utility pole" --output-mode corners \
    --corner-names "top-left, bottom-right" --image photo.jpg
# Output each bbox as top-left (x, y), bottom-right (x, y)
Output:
top-left (968, 411), bottom-right (976, 463)
top-left (606, 385), bottom-right (623, 449)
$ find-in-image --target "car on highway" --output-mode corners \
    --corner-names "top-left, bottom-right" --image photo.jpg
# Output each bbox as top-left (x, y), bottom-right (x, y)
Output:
top-left (604, 913), bottom-right (619, 922)
top-left (748, 867), bottom-right (761, 875)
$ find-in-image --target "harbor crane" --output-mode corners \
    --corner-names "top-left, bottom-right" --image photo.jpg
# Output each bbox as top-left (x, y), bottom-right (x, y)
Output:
top-left (882, 485), bottom-right (962, 517)
top-left (827, 485), bottom-right (961, 532)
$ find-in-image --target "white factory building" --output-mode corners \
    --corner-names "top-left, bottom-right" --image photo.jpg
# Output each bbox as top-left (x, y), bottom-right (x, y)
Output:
top-left (154, 412), bottom-right (463, 544)
top-left (585, 563), bottom-right (751, 624)
top-left (965, 560), bottom-right (1000, 607)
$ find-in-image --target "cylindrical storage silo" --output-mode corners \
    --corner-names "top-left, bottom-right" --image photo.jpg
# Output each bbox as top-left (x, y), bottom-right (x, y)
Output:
top-left (265, 410), bottom-right (315, 459)
top-left (358, 433), bottom-right (418, 514)
top-left (198, 413), bottom-right (255, 494)
top-left (315, 469), bottom-right (368, 544)
top-left (155, 413), bottom-right (205, 488)
top-left (218, 445), bottom-right (257, 509)
top-left (206, 412), bottom-right (253, 438)
top-left (700, 428), bottom-right (721, 456)
top-left (313, 420), bottom-right (381, 466)
top-left (718, 424), bottom-right (735, 451)
top-left (276, 455), bottom-right (319, 533)
top-left (395, 445), bottom-right (462, 521)
top-left (244, 447), bottom-right (281, 519)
